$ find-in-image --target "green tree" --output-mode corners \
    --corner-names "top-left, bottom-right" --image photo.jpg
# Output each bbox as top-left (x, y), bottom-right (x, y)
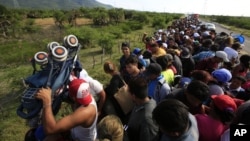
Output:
top-left (98, 33), bottom-right (115, 54)
top-left (53, 10), bottom-right (67, 29)
top-left (152, 16), bottom-right (166, 29)
top-left (131, 12), bottom-right (149, 24)
top-left (92, 12), bottom-right (109, 26)
top-left (108, 8), bottom-right (124, 24)
top-left (0, 4), bottom-right (8, 17)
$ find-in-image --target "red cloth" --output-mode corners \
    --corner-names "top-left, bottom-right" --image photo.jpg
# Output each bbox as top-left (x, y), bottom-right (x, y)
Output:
top-left (195, 114), bottom-right (228, 141)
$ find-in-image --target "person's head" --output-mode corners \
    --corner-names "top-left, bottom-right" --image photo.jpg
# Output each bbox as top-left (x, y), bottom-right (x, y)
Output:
top-left (209, 84), bottom-right (224, 96)
top-left (161, 32), bottom-right (167, 41)
top-left (142, 50), bottom-right (152, 59)
top-left (156, 55), bottom-right (169, 70)
top-left (178, 77), bottom-right (192, 88)
top-left (128, 77), bottom-right (148, 100)
top-left (202, 39), bottom-right (213, 48)
top-left (224, 36), bottom-right (234, 47)
top-left (180, 47), bottom-right (191, 59)
top-left (68, 79), bottom-right (92, 106)
top-left (144, 63), bottom-right (162, 80)
top-left (97, 115), bottom-right (124, 141)
top-left (210, 95), bottom-right (237, 124)
top-left (212, 68), bottom-right (232, 84)
top-left (210, 43), bottom-right (220, 52)
top-left (214, 51), bottom-right (230, 63)
top-left (167, 37), bottom-right (176, 47)
top-left (229, 76), bottom-right (246, 90)
top-left (186, 80), bottom-right (210, 105)
top-left (146, 36), bottom-right (155, 45)
top-left (190, 70), bottom-right (215, 84)
top-left (233, 100), bottom-right (250, 125)
top-left (103, 61), bottom-right (117, 74)
top-left (152, 99), bottom-right (190, 137)
top-left (239, 54), bottom-right (250, 68)
top-left (125, 55), bottom-right (139, 74)
top-left (150, 43), bottom-right (160, 53)
top-left (231, 42), bottom-right (242, 51)
top-left (121, 42), bottom-right (130, 56)
top-left (132, 48), bottom-right (143, 56)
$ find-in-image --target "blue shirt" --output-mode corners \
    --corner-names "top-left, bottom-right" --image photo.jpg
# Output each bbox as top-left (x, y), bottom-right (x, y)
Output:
top-left (148, 75), bottom-right (171, 104)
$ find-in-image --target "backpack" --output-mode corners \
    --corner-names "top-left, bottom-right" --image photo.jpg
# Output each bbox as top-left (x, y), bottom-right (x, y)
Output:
top-left (17, 35), bottom-right (82, 120)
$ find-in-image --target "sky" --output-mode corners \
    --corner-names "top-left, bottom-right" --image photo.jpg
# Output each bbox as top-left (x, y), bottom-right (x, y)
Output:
top-left (97, 0), bottom-right (250, 17)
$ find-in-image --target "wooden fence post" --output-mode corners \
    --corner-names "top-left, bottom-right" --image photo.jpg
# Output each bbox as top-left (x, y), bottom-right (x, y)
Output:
top-left (92, 56), bottom-right (96, 69)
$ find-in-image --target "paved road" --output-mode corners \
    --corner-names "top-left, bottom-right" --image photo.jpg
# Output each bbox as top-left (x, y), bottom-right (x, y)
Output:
top-left (213, 22), bottom-right (250, 54)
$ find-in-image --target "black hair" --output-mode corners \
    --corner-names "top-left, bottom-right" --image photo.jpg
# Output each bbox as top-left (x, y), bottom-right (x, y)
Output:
top-left (125, 55), bottom-right (138, 65)
top-left (213, 104), bottom-right (235, 124)
top-left (238, 106), bottom-right (250, 124)
top-left (152, 99), bottom-right (189, 133)
top-left (156, 55), bottom-right (169, 70)
top-left (210, 43), bottom-right (220, 52)
top-left (151, 43), bottom-right (159, 48)
top-left (231, 42), bottom-right (241, 50)
top-left (121, 42), bottom-right (130, 47)
top-left (128, 77), bottom-right (148, 99)
top-left (143, 50), bottom-right (152, 59)
top-left (239, 54), bottom-right (250, 68)
top-left (186, 80), bottom-right (210, 101)
top-left (202, 39), bottom-right (213, 48)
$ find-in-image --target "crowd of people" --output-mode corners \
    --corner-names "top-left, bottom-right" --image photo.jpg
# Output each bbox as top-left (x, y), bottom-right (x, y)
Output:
top-left (28, 16), bottom-right (250, 141)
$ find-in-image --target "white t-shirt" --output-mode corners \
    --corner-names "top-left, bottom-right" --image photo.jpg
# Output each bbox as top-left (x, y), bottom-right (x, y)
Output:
top-left (224, 47), bottom-right (238, 61)
top-left (79, 69), bottom-right (103, 102)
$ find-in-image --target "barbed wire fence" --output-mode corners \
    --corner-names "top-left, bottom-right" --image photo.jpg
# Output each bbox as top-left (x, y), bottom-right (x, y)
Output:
top-left (81, 32), bottom-right (154, 69)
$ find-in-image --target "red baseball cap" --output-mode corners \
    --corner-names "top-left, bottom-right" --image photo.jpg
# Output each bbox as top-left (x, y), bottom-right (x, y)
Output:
top-left (211, 95), bottom-right (237, 112)
top-left (69, 79), bottom-right (92, 106)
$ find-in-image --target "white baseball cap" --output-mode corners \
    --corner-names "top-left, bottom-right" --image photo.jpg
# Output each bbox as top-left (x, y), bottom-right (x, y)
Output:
top-left (215, 51), bottom-right (229, 62)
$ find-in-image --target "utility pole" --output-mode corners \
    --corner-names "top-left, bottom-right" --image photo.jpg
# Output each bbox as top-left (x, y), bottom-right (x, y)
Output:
top-left (204, 0), bottom-right (207, 19)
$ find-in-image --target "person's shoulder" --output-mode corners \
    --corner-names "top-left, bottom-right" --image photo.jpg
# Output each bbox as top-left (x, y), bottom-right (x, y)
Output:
top-left (119, 55), bottom-right (126, 60)
top-left (165, 88), bottom-right (183, 99)
top-left (88, 78), bottom-right (103, 89)
top-left (74, 102), bottom-right (97, 119)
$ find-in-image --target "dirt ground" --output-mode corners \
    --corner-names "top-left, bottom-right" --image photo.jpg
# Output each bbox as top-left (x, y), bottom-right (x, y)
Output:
top-left (34, 18), bottom-right (92, 28)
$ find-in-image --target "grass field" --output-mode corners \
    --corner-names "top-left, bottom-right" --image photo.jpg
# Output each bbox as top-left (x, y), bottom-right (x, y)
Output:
top-left (0, 17), bottom-right (155, 140)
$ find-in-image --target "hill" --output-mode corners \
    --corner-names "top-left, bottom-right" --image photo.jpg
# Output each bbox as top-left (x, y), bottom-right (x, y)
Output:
top-left (0, 0), bottom-right (113, 10)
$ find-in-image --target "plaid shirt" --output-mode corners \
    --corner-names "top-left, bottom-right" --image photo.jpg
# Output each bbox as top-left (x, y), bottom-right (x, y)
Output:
top-left (193, 51), bottom-right (215, 62)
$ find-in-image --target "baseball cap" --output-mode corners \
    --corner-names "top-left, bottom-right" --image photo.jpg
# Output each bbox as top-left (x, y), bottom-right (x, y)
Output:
top-left (193, 32), bottom-right (200, 38)
top-left (179, 77), bottom-right (191, 88)
top-left (158, 29), bottom-right (163, 33)
top-left (145, 63), bottom-right (162, 75)
top-left (162, 43), bottom-right (168, 49)
top-left (180, 47), bottom-right (191, 58)
top-left (215, 51), bottom-right (229, 62)
top-left (69, 79), bottom-right (92, 106)
top-left (183, 35), bottom-right (190, 40)
top-left (133, 48), bottom-right (143, 55)
top-left (212, 68), bottom-right (232, 83)
top-left (165, 54), bottom-right (173, 61)
top-left (179, 31), bottom-right (185, 35)
top-left (211, 95), bottom-right (237, 112)
top-left (202, 31), bottom-right (210, 37)
top-left (209, 84), bottom-right (224, 96)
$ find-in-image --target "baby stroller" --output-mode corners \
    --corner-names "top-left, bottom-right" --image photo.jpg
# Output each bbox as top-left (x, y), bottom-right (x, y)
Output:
top-left (16, 35), bottom-right (82, 130)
